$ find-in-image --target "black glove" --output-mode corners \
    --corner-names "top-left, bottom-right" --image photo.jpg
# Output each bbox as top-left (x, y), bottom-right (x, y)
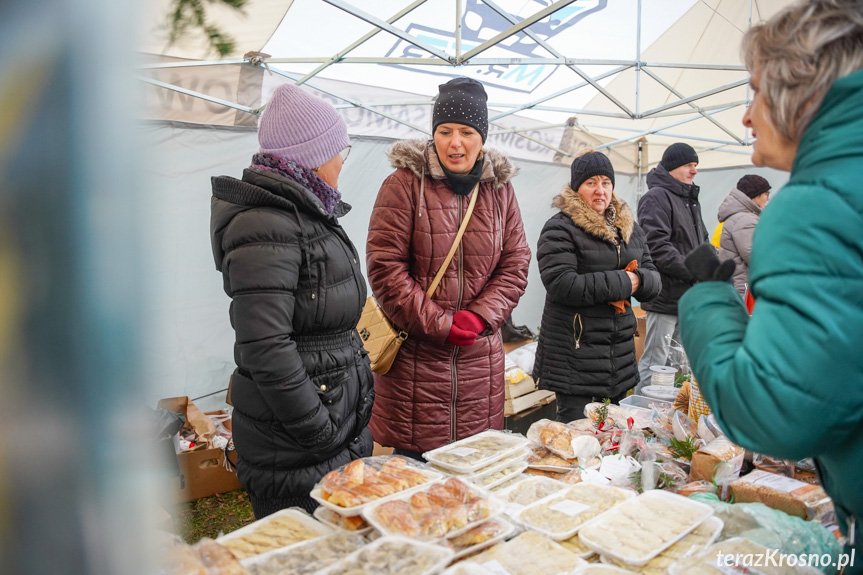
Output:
top-left (685, 243), bottom-right (736, 283)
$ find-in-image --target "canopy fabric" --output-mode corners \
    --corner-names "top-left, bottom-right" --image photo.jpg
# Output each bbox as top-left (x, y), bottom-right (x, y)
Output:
top-left (140, 0), bottom-right (795, 170)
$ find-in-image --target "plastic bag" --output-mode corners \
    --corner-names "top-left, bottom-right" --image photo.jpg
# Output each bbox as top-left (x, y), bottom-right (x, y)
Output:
top-left (688, 492), bottom-right (842, 569)
top-left (527, 419), bottom-right (595, 460)
top-left (752, 453), bottom-right (795, 477)
top-left (507, 340), bottom-right (538, 374)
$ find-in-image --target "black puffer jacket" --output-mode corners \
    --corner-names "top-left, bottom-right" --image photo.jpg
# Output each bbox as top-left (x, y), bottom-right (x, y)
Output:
top-left (210, 167), bottom-right (374, 502)
top-left (534, 189), bottom-right (660, 399)
top-left (637, 165), bottom-right (709, 314)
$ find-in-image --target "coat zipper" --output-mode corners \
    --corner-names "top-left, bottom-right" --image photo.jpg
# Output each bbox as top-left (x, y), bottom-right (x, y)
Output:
top-left (572, 313), bottom-right (583, 350)
top-left (451, 194), bottom-right (465, 442)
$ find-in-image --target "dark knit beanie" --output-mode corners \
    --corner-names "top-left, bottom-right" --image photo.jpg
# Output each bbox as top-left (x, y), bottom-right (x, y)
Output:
top-left (737, 174), bottom-right (771, 199)
top-left (570, 151), bottom-right (615, 190)
top-left (432, 77), bottom-right (489, 142)
top-left (660, 142), bottom-right (699, 172)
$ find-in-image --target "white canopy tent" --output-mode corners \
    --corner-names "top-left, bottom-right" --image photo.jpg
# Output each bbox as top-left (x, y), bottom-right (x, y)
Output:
top-left (138, 0), bottom-right (791, 408)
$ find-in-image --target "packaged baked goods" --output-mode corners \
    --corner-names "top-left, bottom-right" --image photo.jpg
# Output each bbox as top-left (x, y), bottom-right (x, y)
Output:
top-left (440, 562), bottom-right (495, 575)
top-left (471, 531), bottom-right (587, 575)
top-left (515, 483), bottom-right (634, 540)
top-left (729, 469), bottom-right (834, 520)
top-left (313, 506), bottom-right (373, 535)
top-left (667, 537), bottom-right (822, 575)
top-left (423, 430), bottom-right (530, 473)
top-left (676, 480), bottom-right (717, 498)
top-left (165, 538), bottom-right (248, 575)
top-left (311, 456), bottom-right (441, 516)
top-left (216, 508), bottom-right (332, 560)
top-left (495, 476), bottom-right (568, 513)
top-left (689, 437), bottom-right (745, 484)
top-left (363, 477), bottom-right (502, 541)
top-left (243, 532), bottom-right (365, 575)
top-left (524, 466), bottom-right (584, 484)
top-left (573, 565), bottom-right (634, 574)
top-left (527, 419), bottom-right (599, 460)
top-left (319, 535), bottom-right (453, 575)
top-left (443, 516), bottom-right (516, 560)
top-left (526, 445), bottom-right (600, 472)
top-left (465, 460), bottom-right (528, 490)
top-left (577, 490), bottom-right (714, 566)
top-left (603, 515), bottom-right (723, 574)
top-left (557, 533), bottom-right (593, 558)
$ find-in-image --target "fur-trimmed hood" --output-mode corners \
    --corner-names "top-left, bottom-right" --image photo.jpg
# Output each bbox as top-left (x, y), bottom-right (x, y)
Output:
top-left (552, 185), bottom-right (634, 244)
top-left (386, 139), bottom-right (517, 190)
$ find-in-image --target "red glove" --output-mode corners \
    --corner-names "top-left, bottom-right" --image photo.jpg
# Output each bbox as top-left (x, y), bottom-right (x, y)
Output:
top-left (447, 323), bottom-right (477, 346)
top-left (453, 310), bottom-right (486, 334)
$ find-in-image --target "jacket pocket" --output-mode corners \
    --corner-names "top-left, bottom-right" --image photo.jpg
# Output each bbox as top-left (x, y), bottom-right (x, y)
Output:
top-left (572, 313), bottom-right (584, 350)
top-left (314, 259), bottom-right (327, 327)
top-left (311, 368), bottom-right (347, 425)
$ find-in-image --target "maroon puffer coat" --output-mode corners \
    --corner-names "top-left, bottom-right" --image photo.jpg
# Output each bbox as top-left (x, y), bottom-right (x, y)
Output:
top-left (366, 140), bottom-right (530, 453)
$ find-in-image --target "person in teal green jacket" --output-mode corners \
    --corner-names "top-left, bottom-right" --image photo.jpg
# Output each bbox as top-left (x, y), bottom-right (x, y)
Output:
top-left (679, 1), bottom-right (863, 569)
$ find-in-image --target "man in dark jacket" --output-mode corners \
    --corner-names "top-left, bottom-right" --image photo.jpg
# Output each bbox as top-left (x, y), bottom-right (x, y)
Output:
top-left (635, 143), bottom-right (708, 392)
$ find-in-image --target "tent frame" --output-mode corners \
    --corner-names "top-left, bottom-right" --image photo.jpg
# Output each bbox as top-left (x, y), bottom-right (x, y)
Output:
top-left (141, 0), bottom-right (757, 164)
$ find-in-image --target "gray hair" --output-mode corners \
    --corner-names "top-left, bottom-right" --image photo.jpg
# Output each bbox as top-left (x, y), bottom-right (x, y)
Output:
top-left (742, 0), bottom-right (863, 142)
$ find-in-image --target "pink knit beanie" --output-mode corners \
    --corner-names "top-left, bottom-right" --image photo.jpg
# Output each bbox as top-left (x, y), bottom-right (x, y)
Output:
top-left (258, 83), bottom-right (349, 170)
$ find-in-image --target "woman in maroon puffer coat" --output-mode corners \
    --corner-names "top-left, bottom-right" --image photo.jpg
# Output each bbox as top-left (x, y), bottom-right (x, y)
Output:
top-left (366, 78), bottom-right (531, 458)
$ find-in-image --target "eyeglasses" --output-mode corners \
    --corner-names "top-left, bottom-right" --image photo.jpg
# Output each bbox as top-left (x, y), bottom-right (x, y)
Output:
top-left (340, 145), bottom-right (352, 162)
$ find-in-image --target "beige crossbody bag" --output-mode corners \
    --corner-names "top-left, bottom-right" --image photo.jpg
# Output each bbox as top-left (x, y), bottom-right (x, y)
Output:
top-left (358, 183), bottom-right (479, 374)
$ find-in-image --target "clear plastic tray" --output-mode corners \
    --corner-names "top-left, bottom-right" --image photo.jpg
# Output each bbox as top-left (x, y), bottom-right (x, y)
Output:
top-left (600, 515), bottom-right (723, 572)
top-left (215, 508), bottom-right (333, 560)
top-left (576, 490), bottom-right (714, 567)
top-left (640, 385), bottom-right (680, 402)
top-left (423, 430), bottom-right (531, 474)
top-left (667, 537), bottom-right (822, 575)
top-left (440, 561), bottom-right (495, 575)
top-left (445, 516), bottom-right (516, 561)
top-left (494, 476), bottom-right (569, 515)
top-left (514, 483), bottom-right (635, 541)
top-left (572, 565), bottom-right (635, 574)
top-left (311, 458), bottom-right (442, 517)
top-left (362, 477), bottom-right (505, 542)
top-left (241, 531), bottom-right (365, 574)
top-left (313, 505), bottom-right (374, 536)
top-left (315, 534), bottom-right (454, 575)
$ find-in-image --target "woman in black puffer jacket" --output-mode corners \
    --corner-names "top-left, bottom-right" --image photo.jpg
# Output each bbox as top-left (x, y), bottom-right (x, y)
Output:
top-left (210, 83), bottom-right (374, 518)
top-left (534, 151), bottom-right (660, 422)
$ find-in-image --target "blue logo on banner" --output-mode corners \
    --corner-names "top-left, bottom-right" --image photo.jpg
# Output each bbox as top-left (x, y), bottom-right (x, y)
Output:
top-left (384, 0), bottom-right (607, 93)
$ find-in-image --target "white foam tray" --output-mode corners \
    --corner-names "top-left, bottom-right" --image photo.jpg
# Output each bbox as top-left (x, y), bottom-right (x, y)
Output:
top-left (215, 508), bottom-right (333, 559)
top-left (423, 430), bottom-right (531, 474)
top-left (314, 534), bottom-right (454, 575)
top-left (240, 531), bottom-right (365, 573)
top-left (310, 465), bottom-right (442, 517)
top-left (577, 489), bottom-right (714, 567)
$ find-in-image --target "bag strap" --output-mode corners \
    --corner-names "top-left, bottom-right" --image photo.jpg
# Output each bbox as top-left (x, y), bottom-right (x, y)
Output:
top-left (426, 183), bottom-right (479, 297)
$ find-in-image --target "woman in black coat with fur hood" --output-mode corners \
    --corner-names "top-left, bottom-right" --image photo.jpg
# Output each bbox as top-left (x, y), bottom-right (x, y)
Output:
top-left (533, 151), bottom-right (661, 422)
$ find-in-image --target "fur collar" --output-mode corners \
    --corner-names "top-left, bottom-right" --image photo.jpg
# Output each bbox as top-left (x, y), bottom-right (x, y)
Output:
top-left (386, 139), bottom-right (517, 190)
top-left (552, 185), bottom-right (634, 243)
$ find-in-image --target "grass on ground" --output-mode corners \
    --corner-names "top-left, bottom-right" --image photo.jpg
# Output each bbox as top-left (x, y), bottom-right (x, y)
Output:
top-left (173, 489), bottom-right (255, 544)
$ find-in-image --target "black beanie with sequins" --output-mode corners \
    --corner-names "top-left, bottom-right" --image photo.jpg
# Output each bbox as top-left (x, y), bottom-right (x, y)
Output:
top-left (432, 77), bottom-right (489, 142)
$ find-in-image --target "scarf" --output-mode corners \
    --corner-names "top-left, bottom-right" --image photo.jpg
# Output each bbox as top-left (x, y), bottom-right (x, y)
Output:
top-left (438, 153), bottom-right (484, 196)
top-left (251, 153), bottom-right (341, 214)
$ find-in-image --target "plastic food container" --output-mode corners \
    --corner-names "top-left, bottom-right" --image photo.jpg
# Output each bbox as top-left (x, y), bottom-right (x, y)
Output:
top-left (577, 490), bottom-right (713, 567)
top-left (215, 508), bottom-right (333, 560)
top-left (362, 477), bottom-right (504, 542)
top-left (600, 515), bottom-right (723, 572)
top-left (311, 456), bottom-right (443, 517)
top-left (514, 483), bottom-right (634, 541)
top-left (241, 532), bottom-right (365, 574)
top-left (313, 506), bottom-right (374, 536)
top-left (444, 516), bottom-right (516, 560)
top-left (640, 385), bottom-right (680, 402)
top-left (316, 534), bottom-right (454, 575)
top-left (572, 565), bottom-right (637, 574)
top-left (618, 395), bottom-right (672, 412)
top-left (466, 460), bottom-right (529, 491)
top-left (494, 476), bottom-right (569, 514)
top-left (470, 531), bottom-right (588, 575)
top-left (423, 430), bottom-right (531, 473)
top-left (440, 562), bottom-right (495, 575)
top-left (667, 537), bottom-right (822, 575)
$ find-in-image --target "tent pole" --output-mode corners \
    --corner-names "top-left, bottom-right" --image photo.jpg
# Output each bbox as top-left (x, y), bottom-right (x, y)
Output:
top-left (637, 140), bottom-right (644, 200)
top-left (636, 0), bottom-right (642, 118)
top-left (456, 0), bottom-right (462, 61)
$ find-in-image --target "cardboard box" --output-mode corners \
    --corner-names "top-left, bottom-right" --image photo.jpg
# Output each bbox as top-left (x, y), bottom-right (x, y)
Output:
top-left (504, 389), bottom-right (556, 417)
top-left (505, 375), bottom-right (537, 400)
top-left (158, 397), bottom-right (242, 503)
top-left (502, 339), bottom-right (533, 354)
